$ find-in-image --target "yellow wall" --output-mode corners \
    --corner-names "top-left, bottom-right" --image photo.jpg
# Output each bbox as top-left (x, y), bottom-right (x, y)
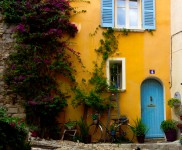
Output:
top-left (61, 0), bottom-right (171, 124)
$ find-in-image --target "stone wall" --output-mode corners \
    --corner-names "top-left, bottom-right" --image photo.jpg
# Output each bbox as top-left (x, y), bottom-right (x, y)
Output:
top-left (0, 14), bottom-right (25, 118)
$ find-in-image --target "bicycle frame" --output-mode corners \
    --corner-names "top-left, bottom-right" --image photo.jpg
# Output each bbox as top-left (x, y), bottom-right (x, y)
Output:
top-left (89, 116), bottom-right (134, 143)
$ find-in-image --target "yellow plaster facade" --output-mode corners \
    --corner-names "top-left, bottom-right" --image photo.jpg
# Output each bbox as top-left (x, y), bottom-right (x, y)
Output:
top-left (61, 0), bottom-right (171, 131)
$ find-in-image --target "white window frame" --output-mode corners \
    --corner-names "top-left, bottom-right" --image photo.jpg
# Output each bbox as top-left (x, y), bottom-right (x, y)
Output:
top-left (106, 58), bottom-right (126, 91)
top-left (115, 0), bottom-right (141, 29)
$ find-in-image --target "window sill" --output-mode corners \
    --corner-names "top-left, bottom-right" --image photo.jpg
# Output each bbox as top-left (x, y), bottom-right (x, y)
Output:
top-left (113, 28), bottom-right (145, 33)
top-left (107, 89), bottom-right (126, 93)
top-left (118, 89), bottom-right (126, 92)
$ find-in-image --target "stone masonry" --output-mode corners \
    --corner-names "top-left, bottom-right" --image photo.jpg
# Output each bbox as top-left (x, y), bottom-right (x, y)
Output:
top-left (0, 14), bottom-right (25, 118)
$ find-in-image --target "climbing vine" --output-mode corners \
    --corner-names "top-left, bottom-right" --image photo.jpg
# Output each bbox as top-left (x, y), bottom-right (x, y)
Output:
top-left (1, 0), bottom-right (81, 138)
top-left (95, 27), bottom-right (118, 61)
top-left (72, 28), bottom-right (119, 120)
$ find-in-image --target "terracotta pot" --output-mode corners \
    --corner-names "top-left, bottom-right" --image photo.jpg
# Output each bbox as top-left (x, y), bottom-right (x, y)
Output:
top-left (31, 131), bottom-right (38, 137)
top-left (165, 129), bottom-right (177, 142)
top-left (137, 135), bottom-right (145, 143)
top-left (83, 135), bottom-right (91, 144)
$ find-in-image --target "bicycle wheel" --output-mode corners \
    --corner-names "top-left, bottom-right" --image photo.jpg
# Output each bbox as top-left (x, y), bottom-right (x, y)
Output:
top-left (89, 124), bottom-right (103, 143)
top-left (119, 124), bottom-right (134, 143)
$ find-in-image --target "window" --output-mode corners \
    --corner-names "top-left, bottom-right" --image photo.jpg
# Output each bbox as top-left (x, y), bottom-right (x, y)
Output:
top-left (116, 0), bottom-right (140, 29)
top-left (106, 58), bottom-right (126, 91)
top-left (101, 0), bottom-right (155, 30)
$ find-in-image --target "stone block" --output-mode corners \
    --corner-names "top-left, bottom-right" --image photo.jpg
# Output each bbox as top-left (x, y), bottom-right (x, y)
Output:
top-left (7, 107), bottom-right (18, 114)
top-left (5, 104), bottom-right (12, 107)
top-left (18, 107), bottom-right (25, 113)
top-left (0, 95), bottom-right (3, 99)
top-left (12, 113), bottom-right (26, 118)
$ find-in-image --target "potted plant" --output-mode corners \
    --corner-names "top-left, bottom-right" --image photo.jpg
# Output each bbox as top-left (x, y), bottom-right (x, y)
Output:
top-left (168, 98), bottom-right (181, 108)
top-left (176, 109), bottom-right (182, 120)
top-left (110, 122), bottom-right (116, 136)
top-left (177, 123), bottom-right (182, 133)
top-left (180, 135), bottom-right (182, 145)
top-left (160, 119), bottom-right (177, 141)
top-left (131, 118), bottom-right (149, 143)
top-left (77, 117), bottom-right (91, 143)
top-left (64, 121), bottom-right (77, 130)
top-left (29, 125), bottom-right (39, 137)
top-left (91, 113), bottom-right (100, 124)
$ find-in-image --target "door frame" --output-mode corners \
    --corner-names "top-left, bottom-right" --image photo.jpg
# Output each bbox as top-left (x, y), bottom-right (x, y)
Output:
top-left (140, 77), bottom-right (166, 137)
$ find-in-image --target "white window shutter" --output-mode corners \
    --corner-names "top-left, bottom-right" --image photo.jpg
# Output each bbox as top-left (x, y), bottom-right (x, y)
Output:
top-left (142, 0), bottom-right (156, 30)
top-left (101, 0), bottom-right (114, 27)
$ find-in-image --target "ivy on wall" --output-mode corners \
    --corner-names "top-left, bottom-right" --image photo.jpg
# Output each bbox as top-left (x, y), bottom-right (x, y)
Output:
top-left (72, 28), bottom-right (119, 120)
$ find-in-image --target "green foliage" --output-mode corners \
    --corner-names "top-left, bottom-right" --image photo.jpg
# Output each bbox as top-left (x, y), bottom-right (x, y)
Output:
top-left (0, 107), bottom-right (27, 131)
top-left (109, 122), bottom-right (116, 131)
top-left (89, 63), bottom-right (108, 93)
top-left (72, 64), bottom-right (110, 113)
top-left (1, 0), bottom-right (80, 138)
top-left (131, 118), bottom-right (149, 136)
top-left (91, 113), bottom-right (99, 120)
top-left (168, 98), bottom-right (181, 108)
top-left (95, 28), bottom-right (118, 61)
top-left (0, 107), bottom-right (31, 150)
top-left (72, 28), bottom-right (119, 116)
top-left (120, 28), bottom-right (130, 36)
top-left (64, 120), bottom-right (77, 129)
top-left (72, 88), bottom-right (109, 112)
top-left (180, 135), bottom-right (182, 145)
top-left (77, 117), bottom-right (89, 137)
top-left (160, 119), bottom-right (177, 132)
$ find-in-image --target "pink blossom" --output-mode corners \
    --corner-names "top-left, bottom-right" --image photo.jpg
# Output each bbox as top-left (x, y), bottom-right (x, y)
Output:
top-left (16, 23), bottom-right (26, 33)
top-left (28, 101), bottom-right (38, 105)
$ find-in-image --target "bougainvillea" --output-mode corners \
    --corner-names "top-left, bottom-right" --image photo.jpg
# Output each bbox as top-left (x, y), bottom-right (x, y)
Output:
top-left (1, 0), bottom-right (80, 138)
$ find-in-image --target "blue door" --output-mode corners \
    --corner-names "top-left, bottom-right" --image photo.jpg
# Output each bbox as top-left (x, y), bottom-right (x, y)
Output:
top-left (141, 79), bottom-right (164, 138)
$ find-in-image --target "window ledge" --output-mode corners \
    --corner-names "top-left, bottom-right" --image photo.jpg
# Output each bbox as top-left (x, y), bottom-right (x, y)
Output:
top-left (113, 28), bottom-right (145, 33)
top-left (118, 89), bottom-right (126, 92)
top-left (107, 89), bottom-right (126, 93)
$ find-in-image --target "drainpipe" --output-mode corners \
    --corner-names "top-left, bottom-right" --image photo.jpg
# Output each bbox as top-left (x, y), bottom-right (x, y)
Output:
top-left (170, 31), bottom-right (182, 88)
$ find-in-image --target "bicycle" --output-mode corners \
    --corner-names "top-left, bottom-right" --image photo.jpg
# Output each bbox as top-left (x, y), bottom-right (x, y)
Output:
top-left (88, 115), bottom-right (134, 143)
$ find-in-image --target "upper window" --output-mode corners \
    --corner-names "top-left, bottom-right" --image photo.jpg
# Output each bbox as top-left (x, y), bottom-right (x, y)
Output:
top-left (101, 0), bottom-right (156, 30)
top-left (116, 0), bottom-right (140, 29)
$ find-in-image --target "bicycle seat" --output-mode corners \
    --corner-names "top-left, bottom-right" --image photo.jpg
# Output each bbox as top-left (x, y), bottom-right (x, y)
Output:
top-left (119, 116), bottom-right (128, 124)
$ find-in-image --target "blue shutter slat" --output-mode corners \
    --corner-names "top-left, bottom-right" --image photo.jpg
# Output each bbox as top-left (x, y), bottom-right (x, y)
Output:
top-left (142, 0), bottom-right (156, 30)
top-left (101, 0), bottom-right (114, 27)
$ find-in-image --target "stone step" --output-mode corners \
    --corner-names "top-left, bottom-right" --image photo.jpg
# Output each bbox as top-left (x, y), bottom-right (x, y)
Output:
top-left (144, 138), bottom-right (166, 143)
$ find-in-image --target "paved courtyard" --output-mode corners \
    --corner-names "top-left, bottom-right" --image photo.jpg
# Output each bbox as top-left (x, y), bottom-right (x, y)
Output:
top-left (31, 139), bottom-right (182, 150)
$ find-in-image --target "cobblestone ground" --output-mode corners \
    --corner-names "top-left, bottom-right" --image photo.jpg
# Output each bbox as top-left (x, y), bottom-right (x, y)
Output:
top-left (31, 139), bottom-right (182, 150)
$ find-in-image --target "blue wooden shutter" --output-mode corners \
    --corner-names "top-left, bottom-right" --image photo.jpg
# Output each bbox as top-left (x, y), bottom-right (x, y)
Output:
top-left (101, 0), bottom-right (114, 27)
top-left (142, 0), bottom-right (156, 30)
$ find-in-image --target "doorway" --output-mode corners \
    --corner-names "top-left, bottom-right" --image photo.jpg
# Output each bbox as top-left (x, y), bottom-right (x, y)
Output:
top-left (141, 78), bottom-right (164, 138)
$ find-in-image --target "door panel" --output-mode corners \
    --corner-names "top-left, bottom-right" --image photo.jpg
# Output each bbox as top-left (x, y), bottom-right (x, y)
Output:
top-left (141, 79), bottom-right (164, 138)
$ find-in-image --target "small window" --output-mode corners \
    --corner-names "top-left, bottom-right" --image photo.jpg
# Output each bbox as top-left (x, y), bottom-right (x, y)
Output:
top-left (106, 58), bottom-right (126, 91)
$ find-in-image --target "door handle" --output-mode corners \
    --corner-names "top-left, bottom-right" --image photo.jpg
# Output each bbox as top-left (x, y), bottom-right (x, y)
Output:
top-left (150, 96), bottom-right (152, 102)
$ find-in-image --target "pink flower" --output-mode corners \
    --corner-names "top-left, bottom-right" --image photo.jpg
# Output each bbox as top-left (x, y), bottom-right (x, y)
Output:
top-left (9, 122), bottom-right (16, 127)
top-left (28, 101), bottom-right (38, 105)
top-left (16, 23), bottom-right (26, 33)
